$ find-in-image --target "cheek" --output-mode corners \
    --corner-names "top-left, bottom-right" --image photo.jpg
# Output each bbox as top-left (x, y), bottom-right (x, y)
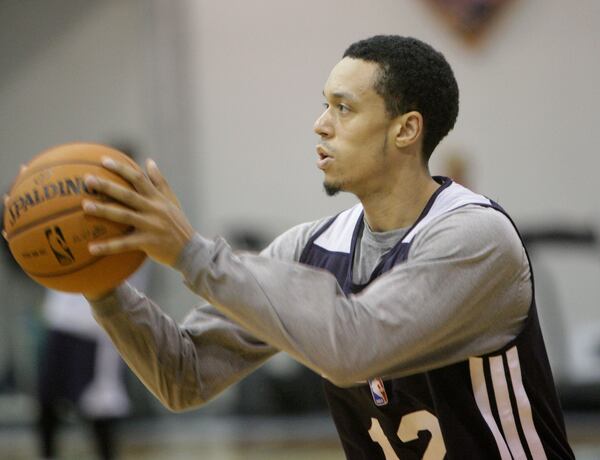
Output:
top-left (347, 119), bottom-right (388, 145)
top-left (336, 118), bottom-right (389, 159)
top-left (341, 130), bottom-right (375, 154)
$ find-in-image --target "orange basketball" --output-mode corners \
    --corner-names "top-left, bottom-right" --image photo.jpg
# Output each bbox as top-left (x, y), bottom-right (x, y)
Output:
top-left (3, 142), bottom-right (146, 296)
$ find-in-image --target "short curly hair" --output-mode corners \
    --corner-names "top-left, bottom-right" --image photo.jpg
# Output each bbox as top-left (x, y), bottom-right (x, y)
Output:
top-left (343, 35), bottom-right (459, 163)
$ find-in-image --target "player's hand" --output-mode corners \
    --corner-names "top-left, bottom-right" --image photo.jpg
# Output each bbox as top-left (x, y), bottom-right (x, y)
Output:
top-left (82, 158), bottom-right (195, 268)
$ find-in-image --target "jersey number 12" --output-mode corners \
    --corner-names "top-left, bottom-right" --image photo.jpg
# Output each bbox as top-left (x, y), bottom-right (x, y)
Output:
top-left (368, 410), bottom-right (446, 460)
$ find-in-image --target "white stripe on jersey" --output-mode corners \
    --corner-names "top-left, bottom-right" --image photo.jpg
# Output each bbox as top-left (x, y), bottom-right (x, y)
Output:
top-left (506, 347), bottom-right (547, 460)
top-left (402, 182), bottom-right (491, 243)
top-left (470, 347), bottom-right (547, 460)
top-left (314, 204), bottom-right (363, 253)
top-left (469, 357), bottom-right (512, 460)
top-left (490, 355), bottom-right (528, 459)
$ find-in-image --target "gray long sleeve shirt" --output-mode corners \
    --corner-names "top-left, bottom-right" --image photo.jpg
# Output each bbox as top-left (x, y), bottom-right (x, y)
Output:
top-left (91, 204), bottom-right (531, 412)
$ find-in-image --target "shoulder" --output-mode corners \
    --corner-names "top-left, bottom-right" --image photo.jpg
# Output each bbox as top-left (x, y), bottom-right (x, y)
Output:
top-left (410, 204), bottom-right (526, 267)
top-left (260, 215), bottom-right (333, 262)
top-left (423, 204), bottom-right (517, 237)
top-left (262, 203), bottom-right (365, 262)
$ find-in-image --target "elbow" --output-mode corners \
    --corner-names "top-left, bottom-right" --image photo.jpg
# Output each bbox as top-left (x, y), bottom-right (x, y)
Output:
top-left (162, 400), bottom-right (200, 413)
top-left (158, 392), bottom-right (207, 413)
top-left (322, 370), bottom-right (364, 388)
top-left (153, 381), bottom-right (209, 413)
top-left (325, 375), bottom-right (357, 388)
top-left (316, 360), bottom-right (368, 388)
top-left (162, 400), bottom-right (185, 413)
top-left (304, 342), bottom-right (375, 388)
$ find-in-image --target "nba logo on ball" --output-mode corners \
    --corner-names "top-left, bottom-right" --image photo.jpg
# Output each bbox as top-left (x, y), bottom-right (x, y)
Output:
top-left (369, 378), bottom-right (388, 406)
top-left (45, 226), bottom-right (75, 266)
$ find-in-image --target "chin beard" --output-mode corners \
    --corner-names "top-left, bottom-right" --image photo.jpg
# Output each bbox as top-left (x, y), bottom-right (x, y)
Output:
top-left (323, 181), bottom-right (342, 196)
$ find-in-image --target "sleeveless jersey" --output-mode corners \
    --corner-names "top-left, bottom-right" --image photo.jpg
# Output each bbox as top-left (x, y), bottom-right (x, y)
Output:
top-left (299, 178), bottom-right (574, 459)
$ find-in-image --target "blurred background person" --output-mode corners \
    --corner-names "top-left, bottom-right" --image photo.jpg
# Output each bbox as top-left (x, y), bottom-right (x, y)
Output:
top-left (0, 194), bottom-right (44, 426)
top-left (36, 265), bottom-right (150, 460)
top-left (441, 150), bottom-right (472, 189)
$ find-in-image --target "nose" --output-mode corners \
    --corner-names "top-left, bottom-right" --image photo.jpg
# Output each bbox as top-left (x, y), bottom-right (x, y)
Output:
top-left (313, 108), bottom-right (333, 138)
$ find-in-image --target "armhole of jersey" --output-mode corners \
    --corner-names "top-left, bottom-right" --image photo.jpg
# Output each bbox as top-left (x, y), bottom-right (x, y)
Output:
top-left (467, 201), bottom-right (537, 355)
top-left (299, 214), bottom-right (339, 264)
top-left (489, 201), bottom-right (538, 349)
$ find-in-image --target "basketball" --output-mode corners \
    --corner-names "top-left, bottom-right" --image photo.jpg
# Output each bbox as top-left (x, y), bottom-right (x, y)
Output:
top-left (2, 142), bottom-right (146, 296)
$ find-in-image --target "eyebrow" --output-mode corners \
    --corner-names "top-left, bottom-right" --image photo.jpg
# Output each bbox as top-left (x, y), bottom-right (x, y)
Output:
top-left (323, 90), bottom-right (358, 102)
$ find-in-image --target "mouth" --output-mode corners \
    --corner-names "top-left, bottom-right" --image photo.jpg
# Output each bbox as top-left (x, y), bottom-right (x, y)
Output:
top-left (316, 146), bottom-right (334, 170)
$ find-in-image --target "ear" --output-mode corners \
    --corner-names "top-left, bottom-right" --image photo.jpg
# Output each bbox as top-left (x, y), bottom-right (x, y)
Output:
top-left (393, 111), bottom-right (423, 149)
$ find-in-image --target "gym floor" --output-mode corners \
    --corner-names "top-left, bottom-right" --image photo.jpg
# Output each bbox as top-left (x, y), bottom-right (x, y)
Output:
top-left (1, 412), bottom-right (600, 459)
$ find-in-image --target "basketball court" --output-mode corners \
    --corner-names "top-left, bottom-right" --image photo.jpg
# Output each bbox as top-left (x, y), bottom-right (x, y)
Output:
top-left (2, 413), bottom-right (600, 459)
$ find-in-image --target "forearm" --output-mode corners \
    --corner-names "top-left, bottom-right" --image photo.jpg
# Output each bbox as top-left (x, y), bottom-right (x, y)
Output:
top-left (178, 210), bottom-right (529, 387)
top-left (178, 235), bottom-right (442, 386)
top-left (90, 283), bottom-right (276, 411)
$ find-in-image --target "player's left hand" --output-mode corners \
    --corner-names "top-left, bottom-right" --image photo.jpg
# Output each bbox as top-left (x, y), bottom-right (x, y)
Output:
top-left (82, 157), bottom-right (195, 268)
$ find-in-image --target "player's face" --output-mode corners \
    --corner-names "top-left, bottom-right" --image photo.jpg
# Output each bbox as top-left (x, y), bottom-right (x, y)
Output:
top-left (314, 58), bottom-right (396, 197)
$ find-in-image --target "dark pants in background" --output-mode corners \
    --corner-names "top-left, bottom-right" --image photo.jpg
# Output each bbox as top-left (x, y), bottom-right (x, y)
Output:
top-left (37, 329), bottom-right (117, 460)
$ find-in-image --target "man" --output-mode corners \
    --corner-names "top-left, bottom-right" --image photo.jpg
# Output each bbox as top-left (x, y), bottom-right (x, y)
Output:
top-left (81, 36), bottom-right (573, 458)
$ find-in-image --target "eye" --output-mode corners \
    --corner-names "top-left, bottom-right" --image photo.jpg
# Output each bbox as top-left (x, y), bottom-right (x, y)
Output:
top-left (338, 104), bottom-right (350, 113)
top-left (322, 102), bottom-right (330, 110)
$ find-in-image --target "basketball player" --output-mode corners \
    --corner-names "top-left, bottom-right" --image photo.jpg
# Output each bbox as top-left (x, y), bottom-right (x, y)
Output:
top-left (81, 36), bottom-right (574, 458)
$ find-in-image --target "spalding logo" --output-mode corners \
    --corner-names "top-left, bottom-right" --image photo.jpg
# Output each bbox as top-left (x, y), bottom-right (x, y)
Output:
top-left (7, 176), bottom-right (96, 227)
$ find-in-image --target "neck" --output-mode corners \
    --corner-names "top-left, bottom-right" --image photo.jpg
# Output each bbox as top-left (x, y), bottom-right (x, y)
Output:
top-left (359, 170), bottom-right (440, 232)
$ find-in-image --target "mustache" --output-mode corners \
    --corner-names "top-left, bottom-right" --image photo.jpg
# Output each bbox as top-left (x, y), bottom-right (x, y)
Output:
top-left (318, 142), bottom-right (336, 154)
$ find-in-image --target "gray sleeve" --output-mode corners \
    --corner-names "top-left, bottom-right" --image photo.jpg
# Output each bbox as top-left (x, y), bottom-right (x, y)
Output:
top-left (89, 217), bottom-right (326, 411)
top-left (178, 206), bottom-right (531, 387)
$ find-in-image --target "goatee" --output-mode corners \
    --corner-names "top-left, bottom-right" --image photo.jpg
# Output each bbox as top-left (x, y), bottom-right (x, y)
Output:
top-left (323, 182), bottom-right (341, 196)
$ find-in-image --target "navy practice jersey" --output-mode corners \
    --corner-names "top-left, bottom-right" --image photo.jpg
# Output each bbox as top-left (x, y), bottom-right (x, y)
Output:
top-left (299, 178), bottom-right (574, 459)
